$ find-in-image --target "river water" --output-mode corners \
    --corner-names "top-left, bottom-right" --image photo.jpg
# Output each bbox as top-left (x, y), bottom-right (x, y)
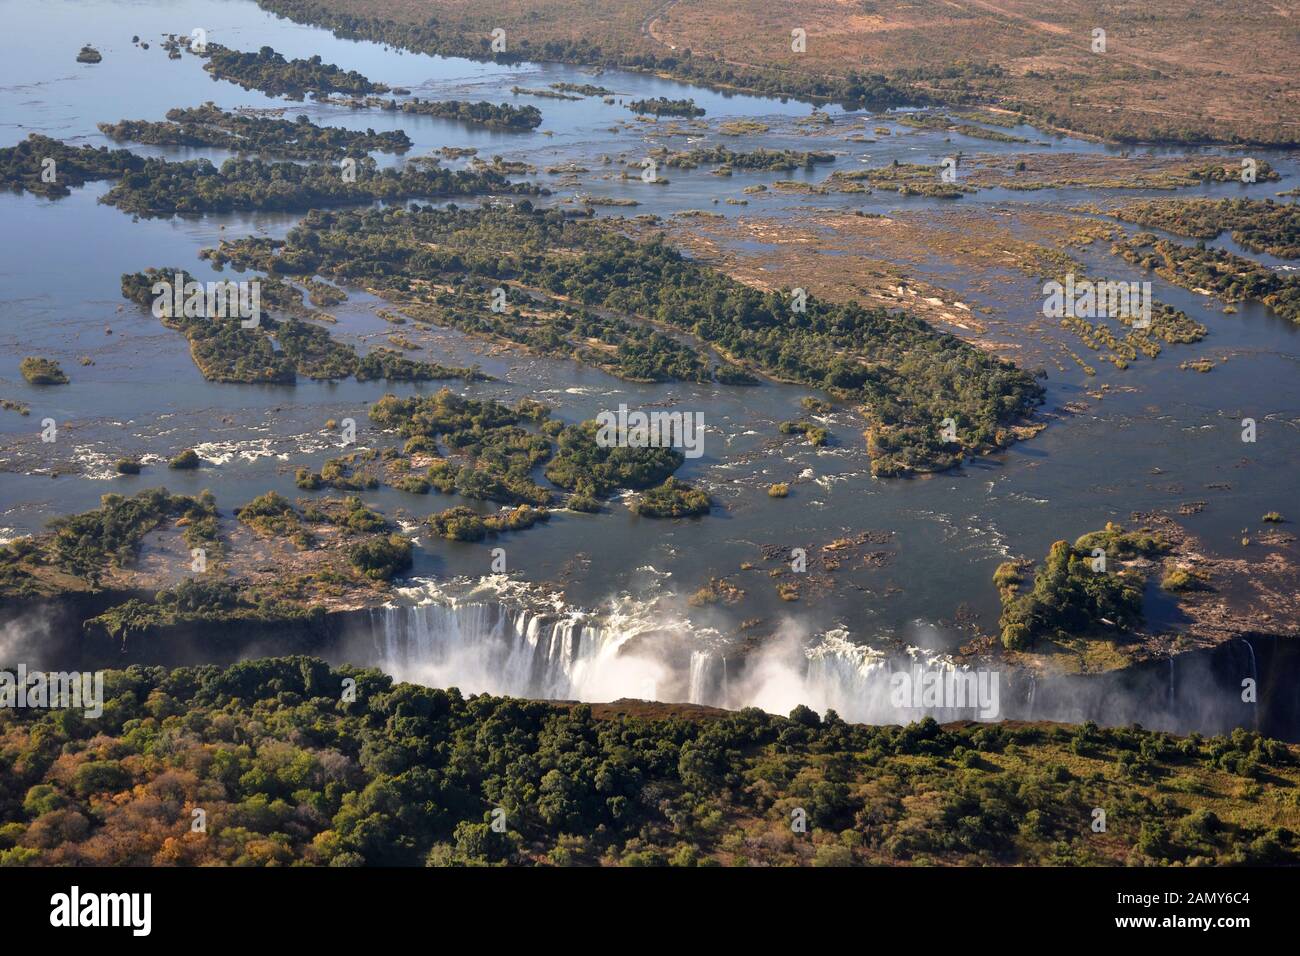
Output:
top-left (1, 0), bottom-right (1297, 727)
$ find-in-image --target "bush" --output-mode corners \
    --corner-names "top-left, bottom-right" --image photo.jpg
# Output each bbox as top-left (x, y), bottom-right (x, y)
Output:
top-left (168, 449), bottom-right (200, 469)
top-left (20, 356), bottom-right (68, 385)
top-left (348, 533), bottom-right (412, 581)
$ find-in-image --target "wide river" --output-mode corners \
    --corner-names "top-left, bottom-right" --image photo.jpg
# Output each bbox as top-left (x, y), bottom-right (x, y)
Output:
top-left (1, 0), bottom-right (1297, 728)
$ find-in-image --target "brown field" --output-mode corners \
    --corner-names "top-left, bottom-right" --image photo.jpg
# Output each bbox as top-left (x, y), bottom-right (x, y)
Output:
top-left (268, 0), bottom-right (1300, 144)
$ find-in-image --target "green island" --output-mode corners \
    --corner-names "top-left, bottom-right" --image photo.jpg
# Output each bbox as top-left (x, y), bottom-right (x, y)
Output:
top-left (779, 420), bottom-right (829, 446)
top-left (1113, 233), bottom-right (1300, 324)
top-left (386, 97), bottom-right (542, 130)
top-left (550, 82), bottom-right (613, 97)
top-left (627, 97), bottom-right (705, 117)
top-left (0, 134), bottom-right (145, 199)
top-left (1, 655), bottom-right (1295, 865)
top-left (995, 523), bottom-right (1172, 651)
top-left (0, 486), bottom-right (417, 634)
top-left (369, 389), bottom-right (684, 509)
top-left (629, 476), bottom-right (712, 518)
top-left (1108, 198), bottom-right (1300, 259)
top-left (659, 145), bottom-right (837, 173)
top-left (100, 154), bottom-right (540, 217)
top-left (427, 503), bottom-right (550, 541)
top-left (98, 104), bottom-right (412, 160)
top-left (19, 356), bottom-right (68, 385)
top-left (199, 44), bottom-right (391, 98)
top-left (120, 267), bottom-right (484, 384)
top-left (200, 201), bottom-right (1044, 477)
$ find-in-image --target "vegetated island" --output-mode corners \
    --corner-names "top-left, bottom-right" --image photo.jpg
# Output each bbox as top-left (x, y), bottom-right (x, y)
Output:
top-left (195, 42), bottom-right (542, 129)
top-left (991, 515), bottom-right (1300, 674)
top-left (1112, 233), bottom-right (1300, 324)
top-left (204, 201), bottom-right (1045, 477)
top-left (0, 133), bottom-right (539, 210)
top-left (102, 154), bottom-right (541, 217)
top-left (19, 357), bottom-right (69, 385)
top-left (120, 267), bottom-right (486, 384)
top-left (198, 43), bottom-right (390, 98)
top-left (1106, 198), bottom-right (1300, 259)
top-left (99, 103), bottom-right (413, 160)
top-left (628, 97), bottom-right (704, 118)
top-left (0, 134), bottom-right (145, 199)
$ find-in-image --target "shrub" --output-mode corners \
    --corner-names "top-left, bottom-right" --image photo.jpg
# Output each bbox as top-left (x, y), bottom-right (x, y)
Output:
top-left (20, 356), bottom-right (68, 385)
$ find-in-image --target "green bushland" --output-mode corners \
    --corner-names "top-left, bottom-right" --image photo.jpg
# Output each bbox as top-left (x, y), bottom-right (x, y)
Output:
top-left (14, 489), bottom-right (222, 588)
top-left (205, 223), bottom-right (750, 385)
top-left (1, 656), bottom-right (1295, 866)
top-left (387, 98), bottom-right (542, 130)
top-left (779, 420), bottom-right (828, 446)
top-left (88, 579), bottom-right (326, 641)
top-left (349, 533), bottom-right (412, 581)
top-left (660, 145), bottom-right (836, 172)
top-left (427, 504), bottom-right (550, 541)
top-left (168, 449), bottom-right (201, 470)
top-left (370, 389), bottom-right (684, 508)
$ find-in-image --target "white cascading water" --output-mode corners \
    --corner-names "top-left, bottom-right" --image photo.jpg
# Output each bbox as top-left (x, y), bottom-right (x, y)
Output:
top-left (367, 576), bottom-right (707, 702)
top-left (364, 577), bottom-right (997, 723)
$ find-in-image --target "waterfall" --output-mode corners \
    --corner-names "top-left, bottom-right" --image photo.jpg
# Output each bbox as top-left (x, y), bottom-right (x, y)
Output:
top-left (688, 651), bottom-right (714, 705)
top-left (1241, 638), bottom-right (1258, 685)
top-left (359, 578), bottom-right (1001, 723)
top-left (368, 598), bottom-right (630, 700)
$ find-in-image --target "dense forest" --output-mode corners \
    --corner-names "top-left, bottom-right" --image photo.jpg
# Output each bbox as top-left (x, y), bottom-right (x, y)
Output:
top-left (99, 104), bottom-right (412, 161)
top-left (203, 202), bottom-right (1044, 476)
top-left (1, 656), bottom-right (1295, 866)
